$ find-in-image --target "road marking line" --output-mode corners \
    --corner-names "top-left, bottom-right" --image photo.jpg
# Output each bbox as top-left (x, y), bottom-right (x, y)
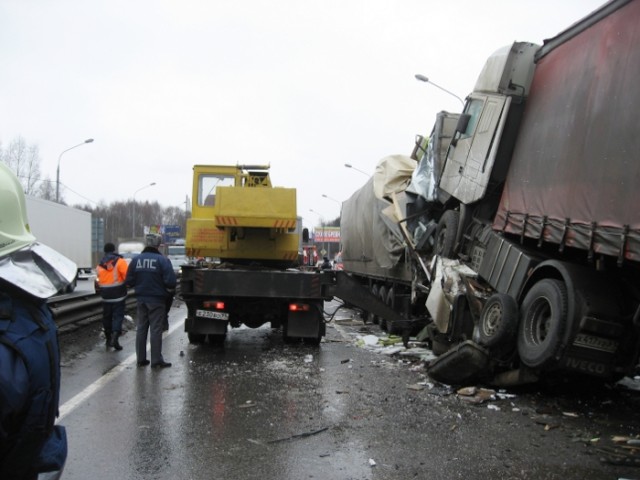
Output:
top-left (58, 317), bottom-right (184, 421)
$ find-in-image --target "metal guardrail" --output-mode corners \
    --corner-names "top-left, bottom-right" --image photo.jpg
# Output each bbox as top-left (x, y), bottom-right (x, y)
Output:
top-left (47, 290), bottom-right (138, 328)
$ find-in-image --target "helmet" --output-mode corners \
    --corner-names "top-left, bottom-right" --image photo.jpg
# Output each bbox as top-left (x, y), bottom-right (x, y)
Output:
top-left (0, 162), bottom-right (36, 257)
top-left (0, 163), bottom-right (77, 298)
top-left (145, 233), bottom-right (162, 247)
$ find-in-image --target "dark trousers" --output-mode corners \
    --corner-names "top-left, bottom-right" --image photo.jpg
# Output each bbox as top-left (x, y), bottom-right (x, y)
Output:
top-left (135, 302), bottom-right (166, 364)
top-left (102, 300), bottom-right (125, 334)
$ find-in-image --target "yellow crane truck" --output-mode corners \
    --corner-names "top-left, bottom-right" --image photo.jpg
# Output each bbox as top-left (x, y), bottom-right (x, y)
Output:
top-left (180, 164), bottom-right (414, 346)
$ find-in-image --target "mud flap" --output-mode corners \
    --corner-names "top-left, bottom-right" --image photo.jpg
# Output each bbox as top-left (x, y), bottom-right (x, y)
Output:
top-left (287, 306), bottom-right (324, 339)
top-left (186, 317), bottom-right (228, 335)
top-left (427, 340), bottom-right (491, 385)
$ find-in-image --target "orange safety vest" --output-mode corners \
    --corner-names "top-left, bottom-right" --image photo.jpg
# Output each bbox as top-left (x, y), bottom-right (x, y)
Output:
top-left (96, 255), bottom-right (128, 302)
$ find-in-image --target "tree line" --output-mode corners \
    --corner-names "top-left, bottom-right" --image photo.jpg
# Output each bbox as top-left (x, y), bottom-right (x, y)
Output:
top-left (1, 136), bottom-right (188, 245)
top-left (2, 135), bottom-right (339, 247)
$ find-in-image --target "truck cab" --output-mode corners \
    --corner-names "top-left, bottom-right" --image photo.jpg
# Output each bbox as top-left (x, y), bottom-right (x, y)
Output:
top-left (439, 42), bottom-right (538, 209)
top-left (186, 164), bottom-right (299, 268)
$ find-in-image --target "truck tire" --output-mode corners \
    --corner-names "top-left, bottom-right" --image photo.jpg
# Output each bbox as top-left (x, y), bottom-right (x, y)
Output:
top-left (517, 279), bottom-right (568, 369)
top-left (386, 288), bottom-right (401, 335)
top-left (435, 210), bottom-right (459, 258)
top-left (368, 285), bottom-right (380, 325)
top-left (475, 293), bottom-right (518, 348)
top-left (378, 286), bottom-right (388, 331)
top-left (188, 332), bottom-right (206, 344)
top-left (208, 334), bottom-right (226, 346)
top-left (303, 336), bottom-right (321, 346)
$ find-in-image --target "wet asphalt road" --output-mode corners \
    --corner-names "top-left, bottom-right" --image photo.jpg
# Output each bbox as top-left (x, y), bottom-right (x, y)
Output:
top-left (57, 299), bottom-right (640, 480)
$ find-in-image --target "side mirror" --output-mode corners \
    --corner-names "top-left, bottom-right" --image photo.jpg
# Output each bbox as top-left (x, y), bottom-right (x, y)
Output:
top-left (451, 113), bottom-right (471, 147)
top-left (455, 113), bottom-right (471, 135)
top-left (302, 228), bottom-right (310, 243)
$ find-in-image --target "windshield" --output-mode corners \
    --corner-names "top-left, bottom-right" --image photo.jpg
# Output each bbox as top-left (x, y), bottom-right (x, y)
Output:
top-left (198, 175), bottom-right (235, 206)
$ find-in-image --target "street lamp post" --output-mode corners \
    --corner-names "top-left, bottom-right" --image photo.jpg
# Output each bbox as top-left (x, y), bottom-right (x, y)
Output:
top-left (321, 196), bottom-right (341, 241)
top-left (344, 163), bottom-right (371, 178)
top-left (56, 138), bottom-right (94, 203)
top-left (309, 208), bottom-right (327, 259)
top-left (132, 182), bottom-right (156, 238)
top-left (321, 193), bottom-right (341, 205)
top-left (414, 74), bottom-right (465, 108)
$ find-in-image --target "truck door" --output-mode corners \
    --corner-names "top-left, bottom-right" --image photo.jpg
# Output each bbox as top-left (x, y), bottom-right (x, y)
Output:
top-left (439, 94), bottom-right (510, 204)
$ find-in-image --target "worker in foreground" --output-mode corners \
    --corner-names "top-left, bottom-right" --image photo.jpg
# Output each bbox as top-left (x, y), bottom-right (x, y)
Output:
top-left (0, 163), bottom-right (76, 480)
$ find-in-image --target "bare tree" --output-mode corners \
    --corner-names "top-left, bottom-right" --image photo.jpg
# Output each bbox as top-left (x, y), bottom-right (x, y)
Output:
top-left (0, 136), bottom-right (43, 195)
top-left (37, 175), bottom-right (56, 200)
top-left (79, 200), bottom-right (189, 248)
top-left (163, 205), bottom-right (188, 231)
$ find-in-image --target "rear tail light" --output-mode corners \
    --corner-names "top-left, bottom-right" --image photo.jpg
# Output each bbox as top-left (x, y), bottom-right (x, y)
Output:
top-left (289, 303), bottom-right (310, 312)
top-left (203, 300), bottom-right (225, 310)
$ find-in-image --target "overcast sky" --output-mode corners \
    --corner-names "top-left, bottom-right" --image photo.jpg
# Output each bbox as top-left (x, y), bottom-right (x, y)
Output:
top-left (0, 0), bottom-right (605, 228)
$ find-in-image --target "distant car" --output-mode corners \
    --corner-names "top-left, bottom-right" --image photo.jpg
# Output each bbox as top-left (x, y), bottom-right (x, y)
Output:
top-left (117, 241), bottom-right (145, 265)
top-left (167, 244), bottom-right (187, 274)
top-left (334, 253), bottom-right (343, 271)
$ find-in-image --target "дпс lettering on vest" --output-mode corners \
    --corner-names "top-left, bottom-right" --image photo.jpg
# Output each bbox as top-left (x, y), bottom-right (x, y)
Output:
top-left (136, 259), bottom-right (157, 269)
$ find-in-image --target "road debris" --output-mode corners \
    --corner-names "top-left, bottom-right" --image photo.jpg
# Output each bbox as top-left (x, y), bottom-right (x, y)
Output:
top-left (456, 387), bottom-right (497, 404)
top-left (407, 383), bottom-right (425, 391)
top-left (267, 426), bottom-right (329, 444)
top-left (617, 376), bottom-right (640, 392)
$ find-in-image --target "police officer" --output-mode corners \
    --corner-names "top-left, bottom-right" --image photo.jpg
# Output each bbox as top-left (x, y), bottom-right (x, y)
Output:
top-left (0, 163), bottom-right (74, 479)
top-left (126, 234), bottom-right (176, 368)
top-left (95, 242), bottom-right (128, 350)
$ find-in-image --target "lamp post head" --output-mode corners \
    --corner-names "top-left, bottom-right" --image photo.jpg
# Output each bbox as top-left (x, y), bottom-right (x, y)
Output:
top-left (344, 163), bottom-right (370, 178)
top-left (414, 73), bottom-right (465, 108)
top-left (55, 137), bottom-right (95, 203)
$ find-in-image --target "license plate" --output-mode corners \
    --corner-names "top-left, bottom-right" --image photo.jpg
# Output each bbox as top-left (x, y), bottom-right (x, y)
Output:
top-left (573, 333), bottom-right (618, 353)
top-left (196, 309), bottom-right (230, 321)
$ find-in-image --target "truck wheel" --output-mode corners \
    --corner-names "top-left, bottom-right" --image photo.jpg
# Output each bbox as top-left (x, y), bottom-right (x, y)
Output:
top-left (517, 279), bottom-right (568, 368)
top-left (475, 293), bottom-right (518, 348)
top-left (208, 334), bottom-right (226, 346)
top-left (378, 286), bottom-right (388, 331)
top-left (188, 332), bottom-right (206, 344)
top-left (386, 288), bottom-right (401, 335)
top-left (435, 210), bottom-right (459, 258)
top-left (368, 285), bottom-right (380, 325)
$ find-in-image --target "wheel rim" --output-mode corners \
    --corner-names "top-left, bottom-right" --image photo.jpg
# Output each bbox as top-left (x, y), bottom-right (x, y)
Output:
top-left (482, 303), bottom-right (502, 337)
top-left (525, 297), bottom-right (551, 345)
